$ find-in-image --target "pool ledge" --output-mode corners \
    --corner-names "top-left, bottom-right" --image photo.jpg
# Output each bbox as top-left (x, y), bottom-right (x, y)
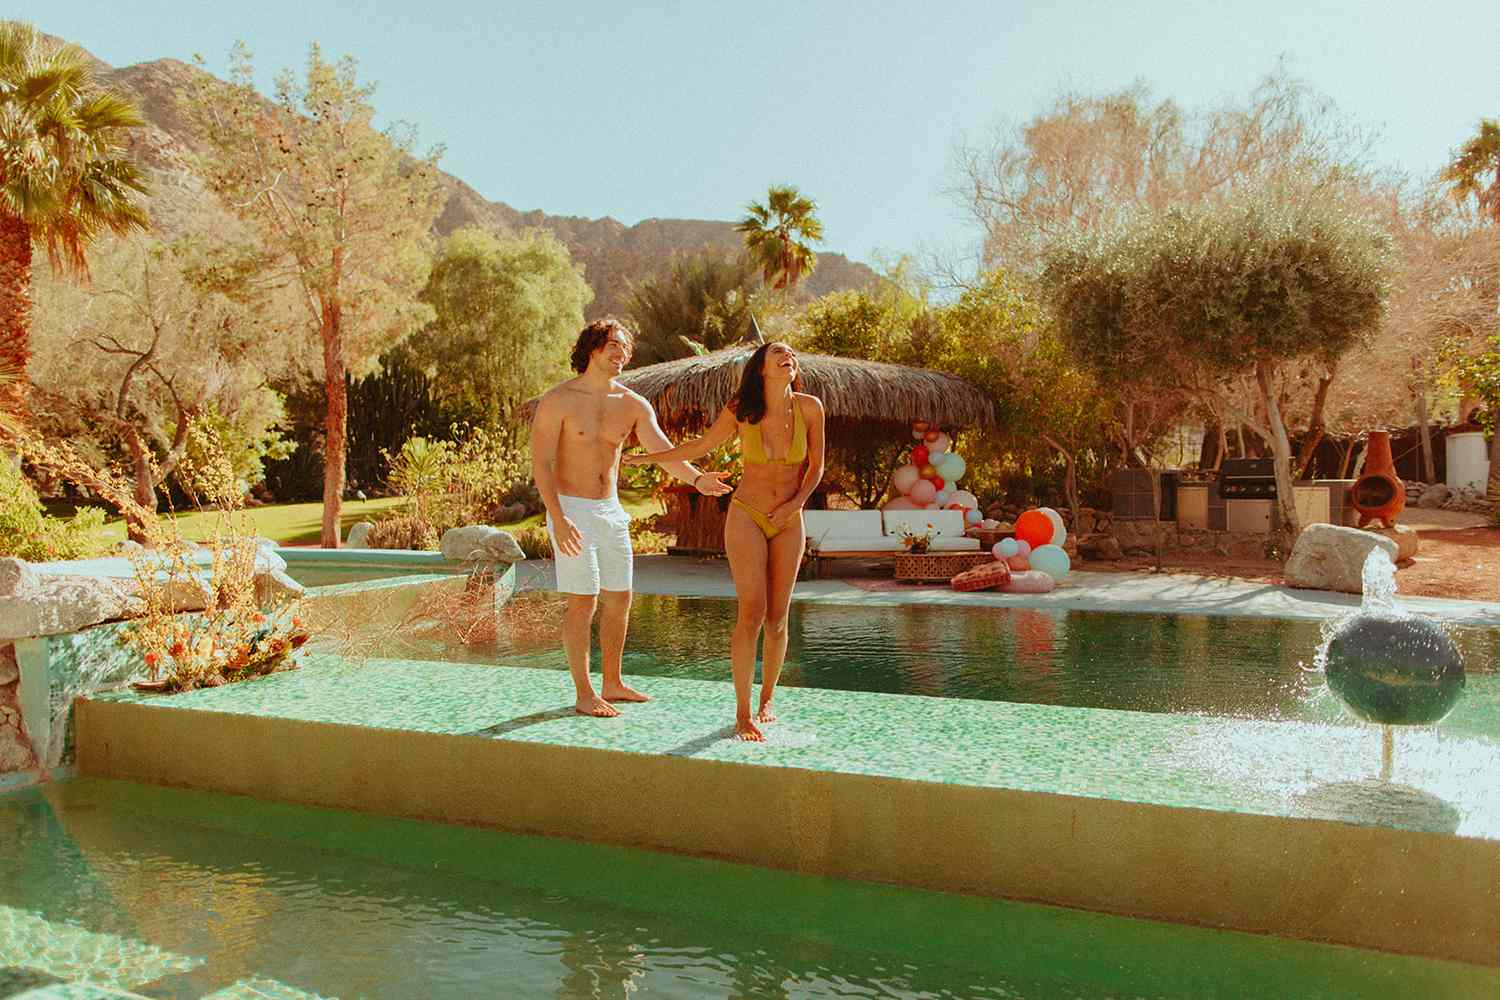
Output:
top-left (74, 659), bottom-right (1500, 968)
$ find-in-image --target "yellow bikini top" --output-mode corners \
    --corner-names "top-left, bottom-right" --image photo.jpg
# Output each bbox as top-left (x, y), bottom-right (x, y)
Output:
top-left (740, 398), bottom-right (807, 466)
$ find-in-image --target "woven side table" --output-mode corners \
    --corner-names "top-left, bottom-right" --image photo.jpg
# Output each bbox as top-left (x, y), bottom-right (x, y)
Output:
top-left (893, 551), bottom-right (995, 583)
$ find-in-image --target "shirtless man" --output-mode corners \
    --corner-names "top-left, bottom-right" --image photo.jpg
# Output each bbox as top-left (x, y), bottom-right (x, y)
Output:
top-left (530, 319), bottom-right (731, 717)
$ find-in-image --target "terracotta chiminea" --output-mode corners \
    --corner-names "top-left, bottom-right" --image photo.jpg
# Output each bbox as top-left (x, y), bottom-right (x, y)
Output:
top-left (1350, 430), bottom-right (1405, 529)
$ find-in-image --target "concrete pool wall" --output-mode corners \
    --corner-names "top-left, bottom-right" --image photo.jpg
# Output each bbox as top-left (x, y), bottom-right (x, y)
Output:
top-left (73, 656), bottom-right (1500, 968)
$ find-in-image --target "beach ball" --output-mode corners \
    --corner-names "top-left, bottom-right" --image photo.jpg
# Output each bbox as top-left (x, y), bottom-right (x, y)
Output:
top-left (934, 490), bottom-right (951, 507)
top-left (892, 464), bottom-right (920, 495)
top-left (965, 508), bottom-right (983, 526)
top-left (928, 432), bottom-right (951, 456)
top-left (1029, 544), bottom-right (1071, 583)
top-left (1323, 614), bottom-right (1465, 725)
top-left (910, 479), bottom-right (937, 504)
top-left (911, 445), bottom-right (930, 467)
top-left (1040, 507), bottom-right (1067, 548)
top-left (1015, 509), bottom-right (1055, 550)
top-left (937, 453), bottom-right (967, 482)
top-left (995, 538), bottom-right (1019, 559)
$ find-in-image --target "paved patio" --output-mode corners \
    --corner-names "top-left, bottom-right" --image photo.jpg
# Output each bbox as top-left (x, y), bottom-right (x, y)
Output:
top-left (514, 555), bottom-right (1500, 626)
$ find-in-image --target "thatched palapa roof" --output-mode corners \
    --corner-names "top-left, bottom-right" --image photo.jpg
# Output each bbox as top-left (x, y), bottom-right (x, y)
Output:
top-left (522, 344), bottom-right (995, 436)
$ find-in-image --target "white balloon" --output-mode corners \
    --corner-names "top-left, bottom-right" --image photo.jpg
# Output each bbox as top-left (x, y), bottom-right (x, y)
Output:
top-left (927, 432), bottom-right (951, 456)
top-left (934, 490), bottom-right (951, 507)
top-left (912, 430), bottom-right (926, 440)
top-left (892, 464), bottom-right (920, 495)
top-left (950, 489), bottom-right (978, 510)
top-left (1040, 507), bottom-right (1067, 549)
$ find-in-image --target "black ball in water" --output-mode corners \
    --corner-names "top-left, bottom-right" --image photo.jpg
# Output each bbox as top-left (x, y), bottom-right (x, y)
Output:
top-left (1324, 613), bottom-right (1465, 725)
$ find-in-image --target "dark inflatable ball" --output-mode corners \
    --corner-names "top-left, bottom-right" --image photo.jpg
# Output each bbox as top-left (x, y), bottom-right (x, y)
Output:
top-left (1324, 613), bottom-right (1465, 725)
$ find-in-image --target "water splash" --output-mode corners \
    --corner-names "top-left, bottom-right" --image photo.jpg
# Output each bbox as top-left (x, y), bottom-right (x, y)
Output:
top-left (1359, 546), bottom-right (1399, 613)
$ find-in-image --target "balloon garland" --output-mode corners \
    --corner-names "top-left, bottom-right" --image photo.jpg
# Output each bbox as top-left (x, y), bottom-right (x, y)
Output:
top-left (883, 421), bottom-right (982, 522)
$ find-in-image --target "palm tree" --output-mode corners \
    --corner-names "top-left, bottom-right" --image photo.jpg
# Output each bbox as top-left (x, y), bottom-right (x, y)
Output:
top-left (1441, 119), bottom-right (1500, 225)
top-left (735, 185), bottom-right (823, 293)
top-left (0, 22), bottom-right (149, 413)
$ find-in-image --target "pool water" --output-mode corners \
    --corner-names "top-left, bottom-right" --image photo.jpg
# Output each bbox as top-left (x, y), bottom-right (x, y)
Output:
top-left (282, 566), bottom-right (455, 589)
top-left (3, 779), bottom-right (1492, 999)
top-left (405, 595), bottom-right (1500, 740)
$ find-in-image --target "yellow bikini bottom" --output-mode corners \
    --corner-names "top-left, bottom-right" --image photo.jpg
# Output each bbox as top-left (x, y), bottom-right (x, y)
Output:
top-left (731, 497), bottom-right (781, 539)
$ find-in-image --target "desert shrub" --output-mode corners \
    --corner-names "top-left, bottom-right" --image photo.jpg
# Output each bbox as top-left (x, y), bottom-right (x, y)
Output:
top-left (0, 458), bottom-right (110, 561)
top-left (629, 513), bottom-right (674, 555)
top-left (380, 426), bottom-right (538, 537)
top-left (512, 524), bottom-right (553, 559)
top-left (366, 514), bottom-right (440, 551)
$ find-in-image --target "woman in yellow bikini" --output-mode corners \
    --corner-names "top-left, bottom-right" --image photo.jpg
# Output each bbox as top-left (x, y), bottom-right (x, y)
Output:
top-left (624, 341), bottom-right (825, 741)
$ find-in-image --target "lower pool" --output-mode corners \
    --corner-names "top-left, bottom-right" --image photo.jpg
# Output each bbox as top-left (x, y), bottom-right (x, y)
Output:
top-left (394, 595), bottom-right (1500, 740)
top-left (2, 779), bottom-right (1492, 998)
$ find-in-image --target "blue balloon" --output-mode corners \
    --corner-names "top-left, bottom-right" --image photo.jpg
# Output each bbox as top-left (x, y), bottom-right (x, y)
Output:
top-left (1029, 544), bottom-right (1070, 582)
top-left (996, 537), bottom-right (1019, 558)
top-left (937, 452), bottom-right (966, 482)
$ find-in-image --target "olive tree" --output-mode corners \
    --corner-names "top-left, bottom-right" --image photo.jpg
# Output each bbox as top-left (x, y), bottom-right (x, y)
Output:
top-left (1044, 190), bottom-right (1391, 554)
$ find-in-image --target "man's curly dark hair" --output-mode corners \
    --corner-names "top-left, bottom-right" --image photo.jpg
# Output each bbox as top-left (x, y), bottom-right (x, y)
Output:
top-left (570, 319), bottom-right (635, 374)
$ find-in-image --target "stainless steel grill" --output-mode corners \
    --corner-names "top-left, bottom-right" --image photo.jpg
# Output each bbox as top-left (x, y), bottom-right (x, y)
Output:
top-left (1218, 458), bottom-right (1277, 499)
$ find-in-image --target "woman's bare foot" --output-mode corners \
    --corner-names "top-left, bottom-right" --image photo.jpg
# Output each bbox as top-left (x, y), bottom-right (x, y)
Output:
top-left (575, 694), bottom-right (620, 718)
top-left (602, 682), bottom-right (651, 703)
top-left (754, 701), bottom-right (777, 723)
top-left (735, 715), bottom-right (765, 742)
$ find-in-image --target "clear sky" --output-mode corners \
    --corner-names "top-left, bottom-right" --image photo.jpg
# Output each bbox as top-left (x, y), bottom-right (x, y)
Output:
top-left (21, 1), bottom-right (1500, 270)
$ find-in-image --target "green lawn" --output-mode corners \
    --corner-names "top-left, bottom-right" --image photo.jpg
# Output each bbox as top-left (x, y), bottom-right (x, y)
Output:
top-left (101, 490), bottom-right (665, 547)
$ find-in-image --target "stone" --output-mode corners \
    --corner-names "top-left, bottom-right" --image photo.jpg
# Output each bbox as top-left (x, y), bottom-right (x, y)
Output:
top-left (0, 557), bottom-right (38, 598)
top-left (1079, 534), bottom-right (1124, 561)
top-left (0, 570), bottom-right (134, 642)
top-left (255, 568), bottom-right (307, 609)
top-left (440, 525), bottom-right (525, 565)
top-left (346, 521), bottom-right (374, 548)
top-left (1414, 483), bottom-right (1451, 509)
top-left (1284, 524), bottom-right (1399, 595)
top-left (1376, 524), bottom-right (1419, 562)
top-left (0, 644), bottom-right (16, 686)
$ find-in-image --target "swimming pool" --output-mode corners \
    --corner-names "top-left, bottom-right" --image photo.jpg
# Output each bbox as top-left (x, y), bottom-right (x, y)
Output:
top-left (398, 595), bottom-right (1500, 739)
top-left (4, 779), bottom-right (1493, 998)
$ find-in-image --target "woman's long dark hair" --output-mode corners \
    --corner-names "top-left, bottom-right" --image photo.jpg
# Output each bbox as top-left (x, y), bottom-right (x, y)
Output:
top-left (731, 342), bottom-right (803, 424)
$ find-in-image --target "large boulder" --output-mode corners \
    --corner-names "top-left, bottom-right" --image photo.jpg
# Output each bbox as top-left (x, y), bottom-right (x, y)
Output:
top-left (0, 557), bottom-right (134, 642)
top-left (1415, 484), bottom-right (1451, 509)
top-left (1284, 525), bottom-right (1399, 594)
top-left (254, 567), bottom-right (307, 608)
top-left (345, 521), bottom-right (374, 549)
top-left (440, 525), bottom-right (525, 565)
top-left (1376, 524), bottom-right (1420, 562)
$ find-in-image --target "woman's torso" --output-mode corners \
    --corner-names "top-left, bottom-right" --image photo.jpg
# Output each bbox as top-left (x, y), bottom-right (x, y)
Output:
top-left (733, 394), bottom-right (808, 512)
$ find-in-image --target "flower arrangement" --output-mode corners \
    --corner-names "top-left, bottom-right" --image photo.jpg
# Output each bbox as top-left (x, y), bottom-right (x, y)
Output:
top-left (898, 522), bottom-right (936, 554)
top-left (123, 608), bottom-right (309, 693)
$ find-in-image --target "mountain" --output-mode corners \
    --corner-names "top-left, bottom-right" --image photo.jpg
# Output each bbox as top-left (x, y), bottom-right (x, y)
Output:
top-left (76, 41), bottom-right (879, 319)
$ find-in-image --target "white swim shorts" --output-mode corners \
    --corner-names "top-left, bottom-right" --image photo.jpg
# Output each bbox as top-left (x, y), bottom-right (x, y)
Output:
top-left (546, 494), bottom-right (633, 595)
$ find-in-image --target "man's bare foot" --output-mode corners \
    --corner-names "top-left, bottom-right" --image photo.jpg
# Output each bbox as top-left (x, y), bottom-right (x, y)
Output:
top-left (575, 695), bottom-right (620, 718)
top-left (602, 682), bottom-right (651, 703)
top-left (735, 716), bottom-right (765, 742)
top-left (754, 702), bottom-right (777, 723)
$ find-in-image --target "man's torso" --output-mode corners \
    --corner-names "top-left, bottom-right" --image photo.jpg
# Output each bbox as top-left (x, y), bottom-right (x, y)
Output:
top-left (551, 380), bottom-right (640, 499)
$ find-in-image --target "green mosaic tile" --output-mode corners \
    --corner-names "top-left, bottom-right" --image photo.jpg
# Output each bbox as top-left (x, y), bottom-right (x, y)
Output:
top-left (94, 654), bottom-right (1500, 839)
top-left (0, 904), bottom-right (201, 991)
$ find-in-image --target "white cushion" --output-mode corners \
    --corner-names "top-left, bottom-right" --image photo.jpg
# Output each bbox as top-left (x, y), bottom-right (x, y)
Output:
top-left (928, 536), bottom-right (981, 551)
top-left (882, 509), bottom-right (967, 538)
top-left (803, 510), bottom-right (883, 539)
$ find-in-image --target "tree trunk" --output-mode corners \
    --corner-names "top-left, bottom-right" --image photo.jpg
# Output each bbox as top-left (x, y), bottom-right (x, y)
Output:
top-left (0, 212), bottom-right (33, 418)
top-left (1198, 420), bottom-right (1221, 470)
top-left (1294, 371), bottom-right (1335, 479)
top-left (1256, 362), bottom-right (1300, 559)
top-left (124, 426), bottom-right (157, 544)
top-left (1414, 382), bottom-right (1437, 484)
top-left (1216, 423), bottom-right (1228, 470)
top-left (1043, 434), bottom-right (1082, 545)
top-left (321, 301), bottom-right (347, 549)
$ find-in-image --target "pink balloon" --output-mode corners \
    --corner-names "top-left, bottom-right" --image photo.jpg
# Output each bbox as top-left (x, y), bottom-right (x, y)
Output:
top-left (991, 541), bottom-right (1006, 560)
top-left (1015, 539), bottom-right (1032, 557)
top-left (909, 479), bottom-right (937, 504)
top-left (1006, 554), bottom-right (1030, 571)
top-left (891, 464), bottom-right (920, 495)
top-left (883, 496), bottom-right (918, 510)
top-left (927, 432), bottom-right (951, 456)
